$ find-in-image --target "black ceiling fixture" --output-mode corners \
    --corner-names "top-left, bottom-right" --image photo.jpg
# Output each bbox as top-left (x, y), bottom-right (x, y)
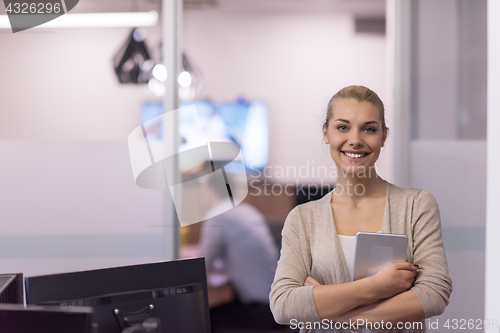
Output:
top-left (113, 28), bottom-right (155, 84)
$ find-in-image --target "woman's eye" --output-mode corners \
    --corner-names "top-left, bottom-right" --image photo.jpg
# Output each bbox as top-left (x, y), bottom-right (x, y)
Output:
top-left (337, 125), bottom-right (348, 131)
top-left (365, 127), bottom-right (376, 133)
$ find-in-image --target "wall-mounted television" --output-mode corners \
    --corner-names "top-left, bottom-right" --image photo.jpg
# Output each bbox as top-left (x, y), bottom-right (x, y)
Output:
top-left (140, 99), bottom-right (269, 172)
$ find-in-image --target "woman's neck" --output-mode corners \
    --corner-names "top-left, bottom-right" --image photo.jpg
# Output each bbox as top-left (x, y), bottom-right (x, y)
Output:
top-left (333, 167), bottom-right (386, 202)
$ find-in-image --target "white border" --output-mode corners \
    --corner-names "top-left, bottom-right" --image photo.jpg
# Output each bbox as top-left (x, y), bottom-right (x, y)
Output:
top-left (486, 0), bottom-right (500, 332)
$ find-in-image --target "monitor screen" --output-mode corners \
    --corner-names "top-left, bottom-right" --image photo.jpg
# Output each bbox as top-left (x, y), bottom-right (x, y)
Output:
top-left (0, 304), bottom-right (95, 333)
top-left (0, 273), bottom-right (23, 304)
top-left (25, 258), bottom-right (210, 333)
top-left (140, 99), bottom-right (269, 172)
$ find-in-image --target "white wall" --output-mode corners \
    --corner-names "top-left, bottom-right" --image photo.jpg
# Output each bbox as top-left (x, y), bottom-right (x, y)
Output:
top-left (0, 10), bottom-right (390, 184)
top-left (416, 0), bottom-right (487, 141)
top-left (411, 141), bottom-right (486, 327)
top-left (0, 12), bottom-right (390, 181)
top-left (183, 10), bottom-right (391, 184)
top-left (394, 0), bottom-right (489, 330)
top-left (0, 27), bottom-right (169, 277)
top-left (0, 141), bottom-right (167, 277)
top-left (0, 26), bottom-right (162, 141)
top-left (416, 0), bottom-right (459, 140)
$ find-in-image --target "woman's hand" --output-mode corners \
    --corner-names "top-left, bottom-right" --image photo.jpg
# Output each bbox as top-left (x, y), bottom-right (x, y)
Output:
top-left (369, 262), bottom-right (418, 299)
top-left (304, 276), bottom-right (322, 286)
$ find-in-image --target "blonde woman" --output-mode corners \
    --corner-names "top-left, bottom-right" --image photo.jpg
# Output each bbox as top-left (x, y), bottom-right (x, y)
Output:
top-left (270, 86), bottom-right (452, 332)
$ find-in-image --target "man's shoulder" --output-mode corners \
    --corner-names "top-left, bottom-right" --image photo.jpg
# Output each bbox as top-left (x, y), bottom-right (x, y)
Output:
top-left (210, 202), bottom-right (264, 222)
top-left (232, 202), bottom-right (264, 216)
top-left (294, 190), bottom-right (332, 212)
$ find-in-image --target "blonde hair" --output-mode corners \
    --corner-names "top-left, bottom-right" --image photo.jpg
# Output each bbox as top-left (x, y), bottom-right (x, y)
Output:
top-left (325, 85), bottom-right (387, 131)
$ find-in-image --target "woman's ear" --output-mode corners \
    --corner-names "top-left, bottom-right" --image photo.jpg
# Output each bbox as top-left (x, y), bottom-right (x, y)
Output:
top-left (381, 127), bottom-right (388, 147)
top-left (322, 123), bottom-right (329, 144)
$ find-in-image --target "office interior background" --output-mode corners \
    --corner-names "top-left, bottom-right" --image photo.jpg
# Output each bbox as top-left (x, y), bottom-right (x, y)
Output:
top-left (1, 0), bottom-right (500, 332)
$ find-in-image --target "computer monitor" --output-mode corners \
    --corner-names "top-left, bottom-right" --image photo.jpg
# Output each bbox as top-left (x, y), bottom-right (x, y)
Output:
top-left (25, 258), bottom-right (210, 333)
top-left (0, 304), bottom-right (95, 333)
top-left (0, 273), bottom-right (23, 304)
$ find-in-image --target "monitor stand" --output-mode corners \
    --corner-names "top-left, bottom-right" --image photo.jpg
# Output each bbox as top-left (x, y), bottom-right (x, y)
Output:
top-left (114, 305), bottom-right (161, 333)
top-left (120, 317), bottom-right (161, 333)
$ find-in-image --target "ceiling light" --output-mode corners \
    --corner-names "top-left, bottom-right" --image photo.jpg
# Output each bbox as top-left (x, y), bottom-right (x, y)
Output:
top-left (148, 78), bottom-right (165, 97)
top-left (0, 11), bottom-right (158, 29)
top-left (113, 28), bottom-right (153, 84)
top-left (178, 71), bottom-right (192, 87)
top-left (152, 65), bottom-right (168, 82)
top-left (178, 54), bottom-right (204, 101)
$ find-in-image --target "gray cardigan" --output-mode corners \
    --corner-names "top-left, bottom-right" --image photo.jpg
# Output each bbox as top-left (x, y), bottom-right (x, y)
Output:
top-left (270, 182), bottom-right (452, 332)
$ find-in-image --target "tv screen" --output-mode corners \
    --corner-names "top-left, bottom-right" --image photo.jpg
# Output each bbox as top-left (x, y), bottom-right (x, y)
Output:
top-left (140, 99), bottom-right (269, 173)
top-left (25, 258), bottom-right (210, 333)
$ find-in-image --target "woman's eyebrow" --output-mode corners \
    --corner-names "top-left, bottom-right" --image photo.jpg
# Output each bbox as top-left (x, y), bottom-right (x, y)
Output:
top-left (333, 119), bottom-right (380, 125)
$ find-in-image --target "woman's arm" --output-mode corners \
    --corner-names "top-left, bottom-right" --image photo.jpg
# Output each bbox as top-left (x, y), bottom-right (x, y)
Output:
top-left (270, 208), bottom-right (420, 325)
top-left (307, 262), bottom-right (418, 320)
top-left (270, 208), bottom-right (320, 324)
top-left (337, 290), bottom-right (425, 324)
top-left (410, 190), bottom-right (452, 317)
top-left (343, 190), bottom-right (451, 324)
top-left (305, 190), bottom-right (451, 324)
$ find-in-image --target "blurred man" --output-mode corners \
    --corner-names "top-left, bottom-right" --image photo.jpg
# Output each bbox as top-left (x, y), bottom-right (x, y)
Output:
top-left (198, 173), bottom-right (281, 332)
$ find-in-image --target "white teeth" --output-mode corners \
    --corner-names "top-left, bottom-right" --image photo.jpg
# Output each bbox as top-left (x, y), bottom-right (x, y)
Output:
top-left (345, 152), bottom-right (365, 158)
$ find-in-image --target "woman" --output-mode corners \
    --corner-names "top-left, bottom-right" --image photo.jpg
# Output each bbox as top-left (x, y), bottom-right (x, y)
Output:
top-left (269, 86), bottom-right (452, 332)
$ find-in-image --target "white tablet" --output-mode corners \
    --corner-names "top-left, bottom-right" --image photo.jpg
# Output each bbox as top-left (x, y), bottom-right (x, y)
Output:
top-left (352, 232), bottom-right (408, 281)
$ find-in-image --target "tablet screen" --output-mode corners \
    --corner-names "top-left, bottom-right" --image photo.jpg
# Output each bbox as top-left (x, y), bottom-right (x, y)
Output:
top-left (352, 232), bottom-right (408, 281)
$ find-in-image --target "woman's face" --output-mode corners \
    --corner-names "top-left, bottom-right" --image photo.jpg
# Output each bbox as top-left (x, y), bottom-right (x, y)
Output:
top-left (322, 98), bottom-right (387, 175)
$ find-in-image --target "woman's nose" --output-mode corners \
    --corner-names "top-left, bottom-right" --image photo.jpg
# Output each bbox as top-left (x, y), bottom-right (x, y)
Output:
top-left (348, 132), bottom-right (364, 148)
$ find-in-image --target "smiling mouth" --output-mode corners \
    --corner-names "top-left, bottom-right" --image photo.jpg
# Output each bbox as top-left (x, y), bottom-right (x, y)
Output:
top-left (342, 151), bottom-right (368, 158)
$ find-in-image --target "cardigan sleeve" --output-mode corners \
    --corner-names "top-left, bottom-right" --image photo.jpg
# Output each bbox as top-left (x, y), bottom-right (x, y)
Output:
top-left (410, 190), bottom-right (453, 318)
top-left (269, 207), bottom-right (321, 324)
